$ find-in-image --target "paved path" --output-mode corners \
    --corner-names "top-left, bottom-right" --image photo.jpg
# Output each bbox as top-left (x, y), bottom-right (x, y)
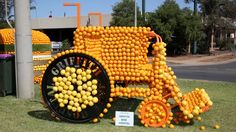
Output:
top-left (171, 61), bottom-right (236, 83)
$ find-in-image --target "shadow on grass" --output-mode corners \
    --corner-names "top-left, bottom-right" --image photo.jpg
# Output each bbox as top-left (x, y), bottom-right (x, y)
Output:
top-left (28, 110), bottom-right (59, 122)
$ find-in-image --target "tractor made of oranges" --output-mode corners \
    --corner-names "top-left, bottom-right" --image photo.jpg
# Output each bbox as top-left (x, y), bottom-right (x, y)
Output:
top-left (41, 26), bottom-right (212, 128)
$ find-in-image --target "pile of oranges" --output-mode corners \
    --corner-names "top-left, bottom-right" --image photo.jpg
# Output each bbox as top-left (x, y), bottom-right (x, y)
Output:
top-left (180, 88), bottom-right (213, 119)
top-left (52, 66), bottom-right (99, 112)
top-left (33, 65), bottom-right (47, 71)
top-left (0, 28), bottom-right (51, 55)
top-left (0, 29), bottom-right (50, 44)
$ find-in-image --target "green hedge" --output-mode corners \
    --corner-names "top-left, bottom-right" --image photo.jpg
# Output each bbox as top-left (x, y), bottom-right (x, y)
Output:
top-left (0, 44), bottom-right (51, 52)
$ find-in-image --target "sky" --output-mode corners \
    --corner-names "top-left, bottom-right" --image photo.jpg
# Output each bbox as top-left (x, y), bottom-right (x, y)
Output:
top-left (31, 0), bottom-right (193, 18)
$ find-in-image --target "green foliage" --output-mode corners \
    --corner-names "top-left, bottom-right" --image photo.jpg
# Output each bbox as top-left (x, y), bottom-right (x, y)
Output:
top-left (61, 39), bottom-right (71, 51)
top-left (146, 0), bottom-right (205, 55)
top-left (147, 0), bottom-right (181, 42)
top-left (110, 0), bottom-right (145, 26)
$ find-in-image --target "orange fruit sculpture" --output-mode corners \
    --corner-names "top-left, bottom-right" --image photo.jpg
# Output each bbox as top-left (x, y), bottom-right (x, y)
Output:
top-left (41, 26), bottom-right (212, 127)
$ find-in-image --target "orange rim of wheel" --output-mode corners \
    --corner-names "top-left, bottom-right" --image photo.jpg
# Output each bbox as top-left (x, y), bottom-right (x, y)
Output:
top-left (140, 100), bottom-right (170, 127)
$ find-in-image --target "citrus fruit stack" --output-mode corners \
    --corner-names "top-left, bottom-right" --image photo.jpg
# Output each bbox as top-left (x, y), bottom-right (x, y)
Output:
top-left (180, 88), bottom-right (213, 119)
top-left (52, 66), bottom-right (99, 112)
top-left (0, 28), bottom-right (51, 55)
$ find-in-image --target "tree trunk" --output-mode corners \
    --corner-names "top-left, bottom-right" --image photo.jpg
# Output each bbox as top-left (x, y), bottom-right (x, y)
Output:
top-left (193, 0), bottom-right (198, 15)
top-left (188, 42), bottom-right (191, 54)
top-left (210, 28), bottom-right (214, 52)
top-left (234, 29), bottom-right (236, 45)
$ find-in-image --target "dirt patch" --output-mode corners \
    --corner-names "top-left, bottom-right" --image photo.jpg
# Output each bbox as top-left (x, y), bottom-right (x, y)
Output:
top-left (200, 54), bottom-right (236, 62)
top-left (167, 55), bottom-right (205, 61)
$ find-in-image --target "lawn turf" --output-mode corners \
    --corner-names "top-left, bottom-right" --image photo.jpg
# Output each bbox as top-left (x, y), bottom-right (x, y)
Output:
top-left (0, 79), bottom-right (235, 132)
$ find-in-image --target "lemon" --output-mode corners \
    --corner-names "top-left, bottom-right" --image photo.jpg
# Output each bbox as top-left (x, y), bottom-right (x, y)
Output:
top-left (64, 94), bottom-right (69, 99)
top-left (71, 107), bottom-right (77, 112)
top-left (54, 94), bottom-right (59, 99)
top-left (65, 72), bottom-right (70, 77)
top-left (69, 85), bottom-right (74, 91)
top-left (77, 107), bottom-right (82, 112)
top-left (71, 73), bottom-right (77, 78)
top-left (87, 81), bottom-right (92, 87)
top-left (77, 86), bottom-right (83, 91)
top-left (85, 91), bottom-right (90, 96)
top-left (77, 75), bottom-right (82, 80)
top-left (69, 100), bottom-right (74, 105)
top-left (81, 104), bottom-right (87, 109)
top-left (57, 77), bottom-right (62, 82)
top-left (76, 93), bottom-right (82, 98)
top-left (55, 82), bottom-right (60, 86)
top-left (84, 100), bottom-right (89, 105)
top-left (52, 77), bottom-right (58, 82)
top-left (82, 85), bottom-right (89, 90)
top-left (70, 68), bottom-right (76, 73)
top-left (199, 126), bottom-right (205, 131)
top-left (86, 69), bottom-right (92, 74)
top-left (62, 77), bottom-right (67, 82)
top-left (52, 86), bottom-right (58, 92)
top-left (67, 90), bottom-right (72, 95)
top-left (58, 98), bottom-right (63, 103)
top-left (65, 67), bottom-right (71, 72)
top-left (86, 75), bottom-right (92, 80)
top-left (59, 103), bottom-right (65, 107)
top-left (92, 90), bottom-right (98, 95)
top-left (82, 95), bottom-right (88, 101)
top-left (72, 90), bottom-right (77, 96)
top-left (74, 97), bottom-right (79, 102)
top-left (63, 85), bottom-right (68, 90)
top-left (76, 69), bottom-right (83, 74)
top-left (67, 76), bottom-right (72, 81)
top-left (88, 101), bottom-right (94, 106)
top-left (63, 99), bottom-right (68, 104)
top-left (59, 82), bottom-right (65, 87)
top-left (87, 87), bottom-right (92, 92)
top-left (81, 72), bottom-right (86, 77)
top-left (74, 102), bottom-right (79, 107)
top-left (77, 80), bottom-right (83, 86)
top-left (87, 95), bottom-right (93, 101)
top-left (92, 79), bottom-right (98, 85)
top-left (82, 77), bottom-right (87, 82)
top-left (69, 95), bottom-right (74, 100)
top-left (92, 85), bottom-right (97, 90)
top-left (214, 124), bottom-right (220, 129)
top-left (59, 93), bottom-right (64, 98)
top-left (72, 78), bottom-right (77, 84)
top-left (62, 90), bottom-right (67, 94)
top-left (67, 105), bottom-right (72, 110)
top-left (66, 81), bottom-right (71, 86)
top-left (93, 97), bottom-right (98, 103)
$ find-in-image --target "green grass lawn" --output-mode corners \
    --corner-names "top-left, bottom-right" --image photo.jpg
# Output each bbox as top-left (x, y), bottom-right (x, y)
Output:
top-left (0, 79), bottom-right (235, 132)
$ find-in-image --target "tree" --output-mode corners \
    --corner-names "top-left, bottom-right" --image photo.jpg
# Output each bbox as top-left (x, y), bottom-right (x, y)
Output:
top-left (185, 0), bottom-right (200, 15)
top-left (110, 0), bottom-right (145, 26)
top-left (146, 0), bottom-right (205, 55)
top-left (146, 0), bottom-right (181, 42)
top-left (0, 0), bottom-right (36, 29)
top-left (199, 0), bottom-right (236, 52)
top-left (182, 8), bottom-right (205, 54)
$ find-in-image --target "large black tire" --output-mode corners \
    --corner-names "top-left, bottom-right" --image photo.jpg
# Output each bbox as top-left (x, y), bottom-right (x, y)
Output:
top-left (41, 52), bottom-right (110, 123)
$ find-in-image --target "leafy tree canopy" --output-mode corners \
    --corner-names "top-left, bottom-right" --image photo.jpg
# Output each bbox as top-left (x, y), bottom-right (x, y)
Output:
top-left (110, 0), bottom-right (145, 26)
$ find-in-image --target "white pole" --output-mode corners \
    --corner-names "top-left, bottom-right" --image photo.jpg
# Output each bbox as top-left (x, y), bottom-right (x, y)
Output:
top-left (134, 0), bottom-right (137, 26)
top-left (14, 0), bottom-right (34, 99)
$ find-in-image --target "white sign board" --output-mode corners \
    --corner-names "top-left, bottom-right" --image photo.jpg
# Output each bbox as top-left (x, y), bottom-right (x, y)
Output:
top-left (115, 111), bottom-right (134, 127)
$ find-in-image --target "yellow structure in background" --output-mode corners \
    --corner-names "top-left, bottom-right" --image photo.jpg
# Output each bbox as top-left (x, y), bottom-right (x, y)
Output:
top-left (0, 28), bottom-right (50, 44)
